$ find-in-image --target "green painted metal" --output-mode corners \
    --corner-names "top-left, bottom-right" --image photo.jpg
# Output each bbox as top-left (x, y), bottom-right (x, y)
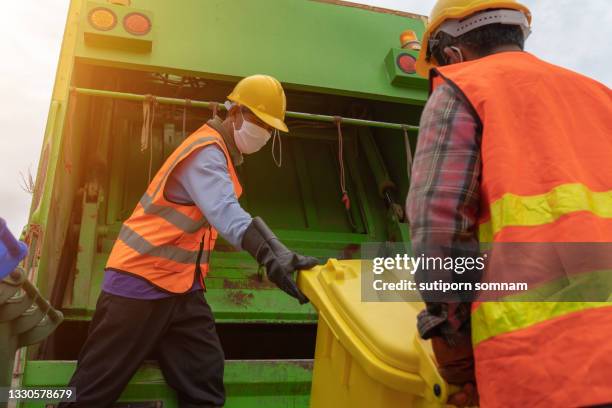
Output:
top-left (17, 0), bottom-right (429, 405)
top-left (74, 87), bottom-right (419, 131)
top-left (72, 196), bottom-right (101, 310)
top-left (21, 360), bottom-right (312, 408)
top-left (29, 101), bottom-right (62, 226)
top-left (76, 0), bottom-right (428, 104)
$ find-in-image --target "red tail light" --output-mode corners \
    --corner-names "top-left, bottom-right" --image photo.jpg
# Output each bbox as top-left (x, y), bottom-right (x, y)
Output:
top-left (124, 13), bottom-right (152, 36)
top-left (397, 54), bottom-right (417, 74)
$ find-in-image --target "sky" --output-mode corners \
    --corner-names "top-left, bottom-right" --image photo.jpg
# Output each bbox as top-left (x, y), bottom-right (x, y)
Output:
top-left (0, 0), bottom-right (610, 236)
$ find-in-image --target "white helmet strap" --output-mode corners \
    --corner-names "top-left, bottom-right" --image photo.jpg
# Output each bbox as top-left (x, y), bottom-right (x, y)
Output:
top-left (434, 9), bottom-right (531, 40)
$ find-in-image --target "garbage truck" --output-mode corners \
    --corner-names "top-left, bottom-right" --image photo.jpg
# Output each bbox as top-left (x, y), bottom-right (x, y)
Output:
top-left (14, 0), bottom-right (440, 406)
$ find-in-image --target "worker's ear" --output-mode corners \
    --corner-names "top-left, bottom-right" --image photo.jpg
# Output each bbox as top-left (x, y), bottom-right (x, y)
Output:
top-left (443, 46), bottom-right (465, 65)
top-left (226, 104), bottom-right (236, 118)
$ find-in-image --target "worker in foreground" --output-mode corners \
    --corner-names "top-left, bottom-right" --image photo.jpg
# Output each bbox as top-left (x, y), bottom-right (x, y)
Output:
top-left (407, 0), bottom-right (612, 407)
top-left (59, 74), bottom-right (318, 408)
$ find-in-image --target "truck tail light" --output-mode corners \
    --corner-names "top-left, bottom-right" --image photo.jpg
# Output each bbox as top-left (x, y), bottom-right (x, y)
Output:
top-left (397, 54), bottom-right (417, 74)
top-left (88, 7), bottom-right (117, 31)
top-left (123, 13), bottom-right (152, 36)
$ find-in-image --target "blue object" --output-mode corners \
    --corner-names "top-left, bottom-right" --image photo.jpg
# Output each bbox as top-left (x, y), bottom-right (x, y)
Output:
top-left (0, 217), bottom-right (28, 280)
top-left (103, 144), bottom-right (252, 299)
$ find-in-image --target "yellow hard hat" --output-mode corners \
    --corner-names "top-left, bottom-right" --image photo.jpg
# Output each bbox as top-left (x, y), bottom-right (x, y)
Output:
top-left (227, 74), bottom-right (289, 132)
top-left (416, 0), bottom-right (531, 77)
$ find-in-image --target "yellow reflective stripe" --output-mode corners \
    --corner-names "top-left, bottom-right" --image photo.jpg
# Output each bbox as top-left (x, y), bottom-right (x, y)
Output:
top-left (479, 183), bottom-right (612, 242)
top-left (472, 301), bottom-right (611, 346)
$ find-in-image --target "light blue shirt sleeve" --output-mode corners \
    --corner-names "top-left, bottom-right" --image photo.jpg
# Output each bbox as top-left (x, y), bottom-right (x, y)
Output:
top-left (165, 145), bottom-right (252, 250)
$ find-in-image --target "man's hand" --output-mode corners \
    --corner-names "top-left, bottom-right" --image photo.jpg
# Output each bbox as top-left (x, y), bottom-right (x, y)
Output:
top-left (241, 217), bottom-right (319, 303)
top-left (448, 382), bottom-right (479, 407)
top-left (264, 249), bottom-right (318, 303)
top-left (430, 335), bottom-right (477, 407)
top-left (431, 335), bottom-right (475, 384)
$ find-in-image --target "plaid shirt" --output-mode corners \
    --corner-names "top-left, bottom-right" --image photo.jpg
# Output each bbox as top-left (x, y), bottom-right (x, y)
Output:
top-left (406, 82), bottom-right (482, 344)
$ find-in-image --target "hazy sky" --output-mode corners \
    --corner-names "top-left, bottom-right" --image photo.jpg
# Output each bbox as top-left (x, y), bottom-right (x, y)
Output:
top-left (0, 0), bottom-right (610, 235)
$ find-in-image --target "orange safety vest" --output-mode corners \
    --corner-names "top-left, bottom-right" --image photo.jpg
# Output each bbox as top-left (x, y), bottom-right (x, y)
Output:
top-left (106, 124), bottom-right (242, 293)
top-left (432, 52), bottom-right (612, 407)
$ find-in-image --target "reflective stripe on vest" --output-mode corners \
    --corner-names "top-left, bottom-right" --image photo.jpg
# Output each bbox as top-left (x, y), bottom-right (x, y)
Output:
top-left (117, 224), bottom-right (207, 264)
top-left (139, 193), bottom-right (209, 233)
top-left (471, 301), bottom-right (611, 346)
top-left (479, 183), bottom-right (612, 242)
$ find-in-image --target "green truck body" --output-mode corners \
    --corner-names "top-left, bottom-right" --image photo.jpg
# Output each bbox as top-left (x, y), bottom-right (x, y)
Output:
top-left (16, 0), bottom-right (428, 406)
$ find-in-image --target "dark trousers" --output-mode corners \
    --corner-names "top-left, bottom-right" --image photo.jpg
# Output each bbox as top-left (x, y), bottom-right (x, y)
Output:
top-left (58, 290), bottom-right (225, 408)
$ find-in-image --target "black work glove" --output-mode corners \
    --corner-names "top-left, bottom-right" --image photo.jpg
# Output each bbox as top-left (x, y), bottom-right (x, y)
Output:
top-left (241, 217), bottom-right (319, 304)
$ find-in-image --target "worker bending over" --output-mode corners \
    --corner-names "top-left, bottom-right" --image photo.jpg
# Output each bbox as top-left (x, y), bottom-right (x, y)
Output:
top-left (407, 0), bottom-right (612, 407)
top-left (60, 75), bottom-right (318, 408)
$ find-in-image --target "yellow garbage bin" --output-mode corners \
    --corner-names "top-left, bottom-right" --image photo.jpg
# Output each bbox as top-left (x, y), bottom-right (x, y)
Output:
top-left (298, 259), bottom-right (452, 408)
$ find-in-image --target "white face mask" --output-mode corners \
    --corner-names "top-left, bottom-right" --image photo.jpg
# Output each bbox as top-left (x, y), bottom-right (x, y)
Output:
top-left (232, 110), bottom-right (271, 154)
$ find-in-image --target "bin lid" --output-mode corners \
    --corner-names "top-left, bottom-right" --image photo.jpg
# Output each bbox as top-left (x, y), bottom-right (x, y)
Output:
top-left (298, 258), bottom-right (428, 375)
